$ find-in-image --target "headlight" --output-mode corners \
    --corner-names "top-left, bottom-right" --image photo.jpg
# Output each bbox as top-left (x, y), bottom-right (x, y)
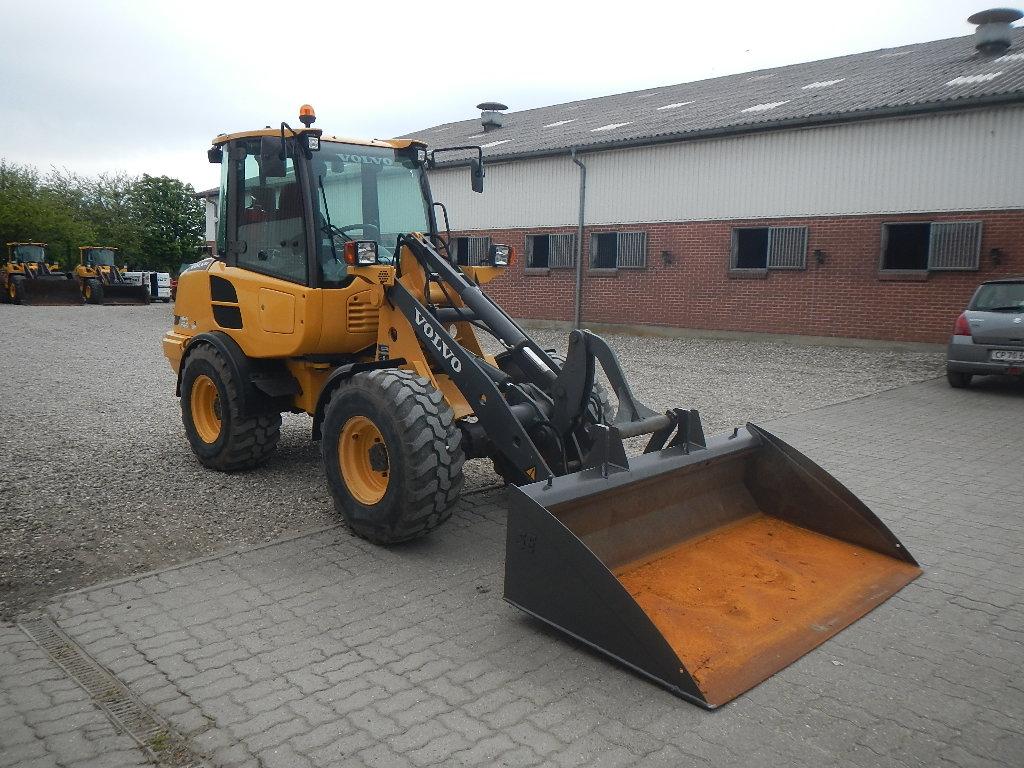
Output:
top-left (489, 244), bottom-right (513, 267)
top-left (344, 240), bottom-right (379, 266)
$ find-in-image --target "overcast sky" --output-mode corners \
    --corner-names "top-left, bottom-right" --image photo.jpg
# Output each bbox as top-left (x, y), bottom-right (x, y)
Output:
top-left (0, 0), bottom-right (996, 191)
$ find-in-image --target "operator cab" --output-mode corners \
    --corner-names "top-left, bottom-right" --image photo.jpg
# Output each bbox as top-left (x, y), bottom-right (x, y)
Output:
top-left (208, 105), bottom-right (486, 291)
top-left (10, 243), bottom-right (48, 264)
top-left (82, 247), bottom-right (117, 267)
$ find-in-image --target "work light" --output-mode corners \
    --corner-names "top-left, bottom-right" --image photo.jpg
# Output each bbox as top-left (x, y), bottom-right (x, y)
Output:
top-left (489, 244), bottom-right (513, 267)
top-left (344, 240), bottom-right (379, 266)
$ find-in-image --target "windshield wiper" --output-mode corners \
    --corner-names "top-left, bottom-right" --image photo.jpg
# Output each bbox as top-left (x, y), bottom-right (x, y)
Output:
top-left (317, 175), bottom-right (344, 263)
top-left (978, 305), bottom-right (1024, 312)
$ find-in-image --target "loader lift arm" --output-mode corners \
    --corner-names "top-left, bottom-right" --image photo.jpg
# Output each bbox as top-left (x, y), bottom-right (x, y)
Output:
top-left (393, 233), bottom-right (697, 483)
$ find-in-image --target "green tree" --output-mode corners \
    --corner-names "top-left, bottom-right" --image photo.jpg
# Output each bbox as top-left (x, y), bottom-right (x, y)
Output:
top-left (129, 175), bottom-right (204, 272)
top-left (0, 160), bottom-right (96, 268)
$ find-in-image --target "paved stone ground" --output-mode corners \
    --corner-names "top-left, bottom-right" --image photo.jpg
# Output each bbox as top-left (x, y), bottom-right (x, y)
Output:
top-left (3, 376), bottom-right (1022, 767)
top-left (0, 625), bottom-right (150, 768)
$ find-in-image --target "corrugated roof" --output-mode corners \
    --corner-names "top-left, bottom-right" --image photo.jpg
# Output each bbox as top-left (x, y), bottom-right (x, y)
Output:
top-left (402, 29), bottom-right (1024, 163)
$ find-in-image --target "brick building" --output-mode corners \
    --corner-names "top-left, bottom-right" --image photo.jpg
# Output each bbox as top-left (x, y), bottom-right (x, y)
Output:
top-left (407, 14), bottom-right (1024, 343)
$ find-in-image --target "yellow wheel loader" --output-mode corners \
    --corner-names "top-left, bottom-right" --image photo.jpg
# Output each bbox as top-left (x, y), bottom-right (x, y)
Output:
top-left (2, 243), bottom-right (83, 305)
top-left (74, 247), bottom-right (151, 305)
top-left (163, 107), bottom-right (921, 708)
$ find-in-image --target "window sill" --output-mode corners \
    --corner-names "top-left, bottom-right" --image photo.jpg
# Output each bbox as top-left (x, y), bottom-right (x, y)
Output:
top-left (877, 271), bottom-right (930, 282)
top-left (728, 268), bottom-right (768, 279)
top-left (587, 268), bottom-right (619, 277)
top-left (524, 267), bottom-right (550, 276)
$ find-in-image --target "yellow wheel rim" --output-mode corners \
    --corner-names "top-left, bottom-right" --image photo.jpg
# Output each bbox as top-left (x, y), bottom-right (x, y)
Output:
top-left (190, 375), bottom-right (222, 444)
top-left (339, 415), bottom-right (389, 505)
top-left (83, 284), bottom-right (91, 300)
top-left (7, 282), bottom-right (14, 299)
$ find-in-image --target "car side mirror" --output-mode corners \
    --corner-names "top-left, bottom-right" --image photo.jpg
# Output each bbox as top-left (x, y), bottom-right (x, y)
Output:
top-left (470, 159), bottom-right (485, 194)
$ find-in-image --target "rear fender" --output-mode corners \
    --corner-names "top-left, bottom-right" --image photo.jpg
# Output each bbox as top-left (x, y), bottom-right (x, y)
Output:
top-left (177, 331), bottom-right (297, 416)
top-left (310, 358), bottom-right (406, 441)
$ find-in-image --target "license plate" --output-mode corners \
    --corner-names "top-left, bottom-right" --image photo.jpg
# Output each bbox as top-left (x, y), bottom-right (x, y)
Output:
top-left (991, 350), bottom-right (1024, 362)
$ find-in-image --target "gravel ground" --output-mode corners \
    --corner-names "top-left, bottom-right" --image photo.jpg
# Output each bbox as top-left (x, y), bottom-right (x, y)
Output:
top-left (0, 303), bottom-right (944, 619)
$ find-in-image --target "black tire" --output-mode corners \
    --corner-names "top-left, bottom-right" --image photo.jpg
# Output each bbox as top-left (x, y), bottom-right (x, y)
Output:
top-left (162, 297), bottom-right (171, 303)
top-left (947, 371), bottom-right (973, 389)
top-left (8, 276), bottom-right (25, 304)
top-left (321, 369), bottom-right (465, 544)
top-left (180, 345), bottom-right (281, 471)
top-left (84, 278), bottom-right (104, 304)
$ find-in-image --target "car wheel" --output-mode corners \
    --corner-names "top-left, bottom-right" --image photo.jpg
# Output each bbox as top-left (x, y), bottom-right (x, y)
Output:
top-left (946, 371), bottom-right (972, 389)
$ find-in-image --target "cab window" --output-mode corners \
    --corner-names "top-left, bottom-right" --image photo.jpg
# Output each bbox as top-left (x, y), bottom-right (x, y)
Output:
top-left (235, 142), bottom-right (307, 284)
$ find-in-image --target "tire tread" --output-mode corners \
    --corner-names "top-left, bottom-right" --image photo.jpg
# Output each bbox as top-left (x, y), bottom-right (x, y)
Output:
top-left (324, 369), bottom-right (464, 544)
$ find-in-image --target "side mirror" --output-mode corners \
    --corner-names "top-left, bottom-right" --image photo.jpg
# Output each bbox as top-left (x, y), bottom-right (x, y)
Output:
top-left (259, 137), bottom-right (287, 178)
top-left (470, 159), bottom-right (485, 194)
top-left (207, 147), bottom-right (223, 164)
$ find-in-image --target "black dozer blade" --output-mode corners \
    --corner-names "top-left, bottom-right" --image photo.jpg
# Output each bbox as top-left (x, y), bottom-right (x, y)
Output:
top-left (100, 283), bottom-right (151, 305)
top-left (504, 423), bottom-right (921, 709)
top-left (18, 278), bottom-right (83, 306)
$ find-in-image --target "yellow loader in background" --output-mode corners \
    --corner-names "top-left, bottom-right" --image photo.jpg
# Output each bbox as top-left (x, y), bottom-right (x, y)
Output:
top-left (163, 107), bottom-right (921, 708)
top-left (75, 247), bottom-right (150, 305)
top-left (1, 242), bottom-right (82, 305)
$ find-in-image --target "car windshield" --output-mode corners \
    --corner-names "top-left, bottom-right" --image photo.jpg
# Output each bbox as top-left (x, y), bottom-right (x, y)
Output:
top-left (311, 142), bottom-right (429, 282)
top-left (971, 282), bottom-right (1024, 312)
top-left (13, 245), bottom-right (46, 263)
top-left (87, 249), bottom-right (116, 266)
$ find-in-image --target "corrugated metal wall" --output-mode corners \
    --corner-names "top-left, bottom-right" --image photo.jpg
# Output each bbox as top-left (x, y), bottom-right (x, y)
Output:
top-left (429, 107), bottom-right (1024, 230)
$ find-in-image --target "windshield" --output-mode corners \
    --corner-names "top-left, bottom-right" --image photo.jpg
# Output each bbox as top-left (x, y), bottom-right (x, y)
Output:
top-left (311, 142), bottom-right (429, 283)
top-left (86, 248), bottom-right (116, 266)
top-left (971, 282), bottom-right (1024, 312)
top-left (13, 245), bottom-right (46, 263)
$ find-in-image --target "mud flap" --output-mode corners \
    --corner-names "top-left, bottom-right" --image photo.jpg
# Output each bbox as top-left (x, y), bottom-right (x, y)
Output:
top-left (504, 424), bottom-right (921, 708)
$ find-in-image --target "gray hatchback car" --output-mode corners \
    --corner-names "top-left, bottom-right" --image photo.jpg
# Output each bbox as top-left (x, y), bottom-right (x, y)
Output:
top-left (946, 277), bottom-right (1024, 388)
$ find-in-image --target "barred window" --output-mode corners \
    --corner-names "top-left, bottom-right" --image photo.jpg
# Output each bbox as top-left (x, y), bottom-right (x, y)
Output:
top-left (526, 234), bottom-right (576, 269)
top-left (881, 222), bottom-right (981, 271)
top-left (731, 226), bottom-right (808, 270)
top-left (453, 236), bottom-right (491, 266)
top-left (929, 222), bottom-right (982, 270)
top-left (590, 231), bottom-right (647, 269)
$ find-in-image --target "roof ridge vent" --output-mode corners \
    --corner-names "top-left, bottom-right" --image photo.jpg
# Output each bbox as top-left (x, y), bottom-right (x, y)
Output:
top-left (968, 8), bottom-right (1022, 54)
top-left (477, 101), bottom-right (509, 132)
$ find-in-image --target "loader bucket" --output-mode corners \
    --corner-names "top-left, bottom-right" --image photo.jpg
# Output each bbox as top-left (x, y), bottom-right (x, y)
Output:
top-left (100, 283), bottom-right (151, 305)
top-left (504, 423), bottom-right (921, 709)
top-left (19, 278), bottom-right (83, 306)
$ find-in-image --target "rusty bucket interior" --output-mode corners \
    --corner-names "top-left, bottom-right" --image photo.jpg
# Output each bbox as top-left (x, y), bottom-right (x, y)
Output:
top-left (504, 424), bottom-right (921, 709)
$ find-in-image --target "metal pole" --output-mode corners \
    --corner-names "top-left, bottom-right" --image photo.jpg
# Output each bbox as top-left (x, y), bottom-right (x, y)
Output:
top-left (570, 148), bottom-right (586, 330)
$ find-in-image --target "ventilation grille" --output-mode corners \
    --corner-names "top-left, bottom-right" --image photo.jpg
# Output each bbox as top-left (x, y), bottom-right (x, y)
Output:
top-left (348, 299), bottom-right (379, 334)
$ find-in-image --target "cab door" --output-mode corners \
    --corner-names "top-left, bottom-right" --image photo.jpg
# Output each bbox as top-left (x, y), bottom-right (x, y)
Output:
top-left (217, 137), bottom-right (320, 358)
